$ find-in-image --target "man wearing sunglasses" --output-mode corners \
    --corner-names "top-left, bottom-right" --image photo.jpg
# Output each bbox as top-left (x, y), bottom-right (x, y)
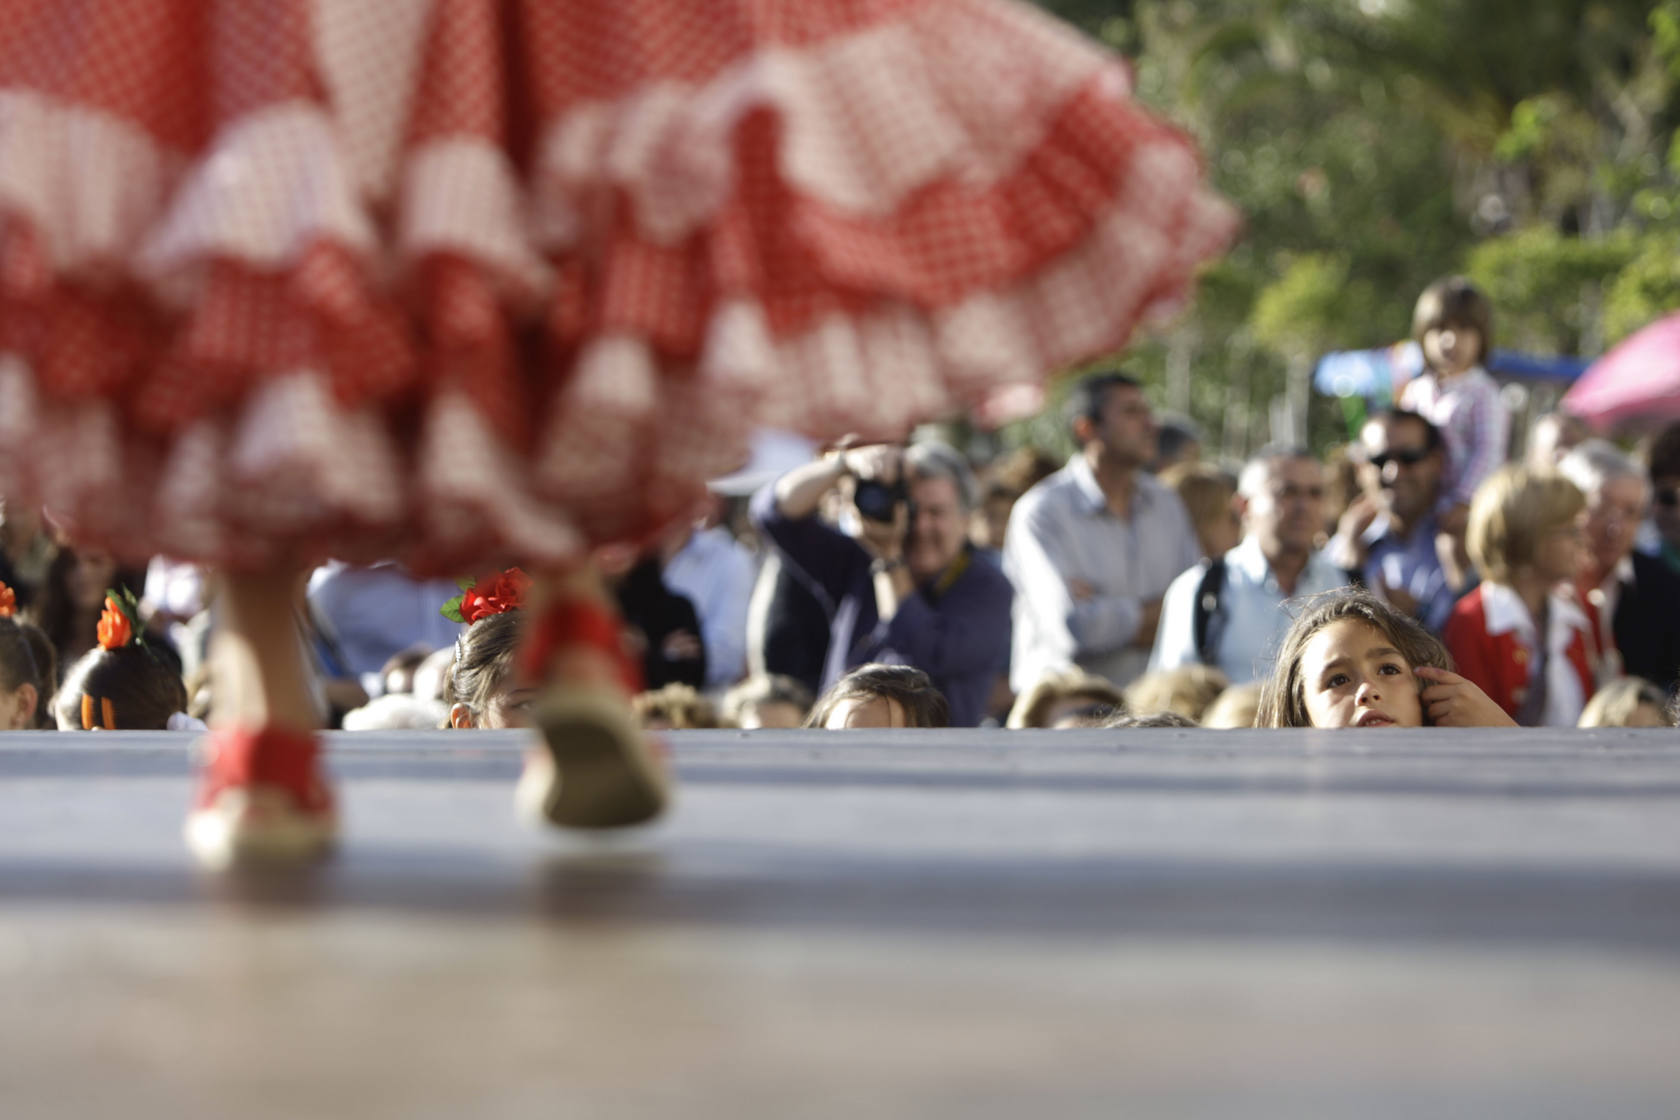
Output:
top-left (1332, 409), bottom-right (1475, 631)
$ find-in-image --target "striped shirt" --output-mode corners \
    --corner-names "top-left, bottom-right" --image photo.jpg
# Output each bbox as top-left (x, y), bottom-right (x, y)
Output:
top-left (1399, 367), bottom-right (1509, 507)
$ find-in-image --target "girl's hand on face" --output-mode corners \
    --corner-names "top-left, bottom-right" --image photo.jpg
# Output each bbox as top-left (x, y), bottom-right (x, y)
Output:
top-left (1415, 666), bottom-right (1517, 727)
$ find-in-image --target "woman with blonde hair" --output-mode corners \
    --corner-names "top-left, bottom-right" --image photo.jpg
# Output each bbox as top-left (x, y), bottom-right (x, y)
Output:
top-left (1443, 466), bottom-right (1596, 726)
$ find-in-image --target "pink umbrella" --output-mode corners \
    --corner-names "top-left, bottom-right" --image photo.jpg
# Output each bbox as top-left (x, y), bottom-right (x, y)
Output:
top-left (1564, 312), bottom-right (1680, 431)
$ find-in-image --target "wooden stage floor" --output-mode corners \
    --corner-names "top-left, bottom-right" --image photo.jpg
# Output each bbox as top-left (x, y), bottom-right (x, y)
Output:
top-left (2, 727), bottom-right (1678, 1118)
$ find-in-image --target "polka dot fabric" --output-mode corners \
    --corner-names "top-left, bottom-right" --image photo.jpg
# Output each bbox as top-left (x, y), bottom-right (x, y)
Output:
top-left (0, 0), bottom-right (1235, 574)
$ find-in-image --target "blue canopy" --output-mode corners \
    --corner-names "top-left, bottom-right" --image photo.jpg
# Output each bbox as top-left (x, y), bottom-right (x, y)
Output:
top-left (1314, 343), bottom-right (1592, 400)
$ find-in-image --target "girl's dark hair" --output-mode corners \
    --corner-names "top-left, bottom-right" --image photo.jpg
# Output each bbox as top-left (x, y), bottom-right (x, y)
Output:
top-left (0, 616), bottom-right (45, 726)
top-left (805, 663), bottom-right (950, 728)
top-left (58, 644), bottom-right (189, 731)
top-left (17, 621), bottom-right (56, 728)
top-left (443, 611), bottom-right (521, 726)
top-left (1411, 276), bottom-right (1493, 369)
top-left (1255, 589), bottom-right (1452, 729)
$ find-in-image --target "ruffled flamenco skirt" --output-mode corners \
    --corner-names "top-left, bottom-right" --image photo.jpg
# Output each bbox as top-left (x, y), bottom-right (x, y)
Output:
top-left (0, 0), bottom-right (1235, 575)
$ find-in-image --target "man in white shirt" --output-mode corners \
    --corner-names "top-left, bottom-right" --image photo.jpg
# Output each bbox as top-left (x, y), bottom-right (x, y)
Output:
top-left (1004, 372), bottom-right (1198, 691)
top-left (1149, 446), bottom-right (1352, 684)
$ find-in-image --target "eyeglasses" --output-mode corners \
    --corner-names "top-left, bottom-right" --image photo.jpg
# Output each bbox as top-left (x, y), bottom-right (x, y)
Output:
top-left (1368, 448), bottom-right (1431, 470)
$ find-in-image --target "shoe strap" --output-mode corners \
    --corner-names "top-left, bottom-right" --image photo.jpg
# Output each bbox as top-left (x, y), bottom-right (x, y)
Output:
top-left (203, 727), bottom-right (325, 796)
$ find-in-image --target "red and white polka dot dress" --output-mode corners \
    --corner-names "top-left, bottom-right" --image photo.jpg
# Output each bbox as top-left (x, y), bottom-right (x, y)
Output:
top-left (0, 0), bottom-right (1235, 575)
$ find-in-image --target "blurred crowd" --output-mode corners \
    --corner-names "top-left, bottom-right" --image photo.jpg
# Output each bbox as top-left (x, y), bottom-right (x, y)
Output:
top-left (4, 277), bottom-right (1678, 735)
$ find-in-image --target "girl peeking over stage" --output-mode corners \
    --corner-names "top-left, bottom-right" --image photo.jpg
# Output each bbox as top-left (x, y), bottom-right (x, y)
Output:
top-left (1256, 589), bottom-right (1515, 729)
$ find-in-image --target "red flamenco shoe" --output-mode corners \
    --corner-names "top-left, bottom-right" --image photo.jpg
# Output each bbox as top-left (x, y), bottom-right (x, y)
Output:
top-left (514, 598), bottom-right (670, 830)
top-left (184, 727), bottom-right (337, 869)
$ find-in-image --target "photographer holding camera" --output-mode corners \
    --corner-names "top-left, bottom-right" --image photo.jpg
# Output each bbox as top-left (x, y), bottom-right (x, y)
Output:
top-left (749, 439), bottom-right (1013, 727)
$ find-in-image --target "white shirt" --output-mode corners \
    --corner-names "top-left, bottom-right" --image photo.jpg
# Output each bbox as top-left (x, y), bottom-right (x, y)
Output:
top-left (1148, 536), bottom-right (1353, 684)
top-left (1480, 581), bottom-right (1591, 728)
top-left (1004, 455), bottom-right (1198, 691)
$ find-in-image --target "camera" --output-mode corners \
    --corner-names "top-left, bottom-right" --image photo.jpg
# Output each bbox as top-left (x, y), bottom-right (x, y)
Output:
top-left (853, 477), bottom-right (908, 523)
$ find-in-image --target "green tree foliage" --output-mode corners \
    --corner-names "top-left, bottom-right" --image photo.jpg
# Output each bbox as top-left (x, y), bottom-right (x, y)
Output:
top-left (1465, 228), bottom-right (1634, 354)
top-left (1002, 0), bottom-right (1680, 454)
top-left (1603, 231), bottom-right (1680, 341)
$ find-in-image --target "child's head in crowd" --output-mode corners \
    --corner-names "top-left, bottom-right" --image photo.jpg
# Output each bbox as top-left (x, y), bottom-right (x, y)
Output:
top-left (1578, 677), bottom-right (1675, 729)
top-left (379, 645), bottom-right (433, 697)
top-left (807, 664), bottom-right (950, 729)
top-left (1125, 664), bottom-right (1230, 725)
top-left (0, 616), bottom-right (49, 729)
top-left (1200, 682), bottom-right (1262, 729)
top-left (1007, 669), bottom-right (1126, 729)
top-left (722, 674), bottom-right (813, 729)
top-left (445, 611), bottom-right (528, 729)
top-left (1256, 589), bottom-right (1450, 729)
top-left (633, 683), bottom-right (719, 730)
top-left (56, 642), bottom-right (189, 731)
top-left (1412, 276), bottom-right (1492, 381)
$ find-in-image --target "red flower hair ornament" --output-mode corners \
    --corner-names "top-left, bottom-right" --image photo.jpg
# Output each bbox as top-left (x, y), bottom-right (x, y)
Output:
top-left (441, 568), bottom-right (532, 625)
top-left (0, 581), bottom-right (14, 618)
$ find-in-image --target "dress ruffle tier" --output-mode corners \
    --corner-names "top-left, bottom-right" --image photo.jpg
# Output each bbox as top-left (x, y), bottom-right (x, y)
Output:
top-left (0, 0), bottom-right (1236, 573)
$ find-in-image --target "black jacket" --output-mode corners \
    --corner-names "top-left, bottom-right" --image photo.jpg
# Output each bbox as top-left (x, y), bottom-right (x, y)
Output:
top-left (1613, 550), bottom-right (1680, 694)
top-left (616, 558), bottom-right (706, 690)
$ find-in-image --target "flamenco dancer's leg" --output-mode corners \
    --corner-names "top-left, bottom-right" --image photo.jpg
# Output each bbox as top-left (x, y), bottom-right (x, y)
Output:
top-left (515, 565), bottom-right (669, 830)
top-left (185, 566), bottom-right (336, 868)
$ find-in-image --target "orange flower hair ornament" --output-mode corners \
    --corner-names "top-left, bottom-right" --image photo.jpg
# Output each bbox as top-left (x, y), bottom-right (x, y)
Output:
top-left (0, 581), bottom-right (14, 618)
top-left (84, 588), bottom-right (161, 730)
top-left (96, 588), bottom-right (141, 651)
top-left (441, 568), bottom-right (532, 625)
